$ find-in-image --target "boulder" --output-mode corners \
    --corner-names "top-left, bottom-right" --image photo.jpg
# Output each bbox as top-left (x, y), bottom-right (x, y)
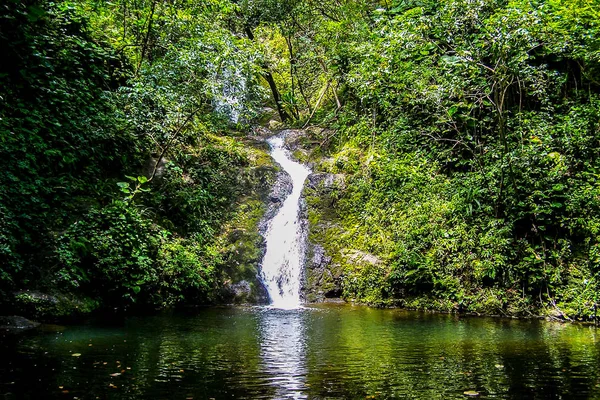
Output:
top-left (257, 107), bottom-right (280, 124)
top-left (0, 316), bottom-right (40, 334)
top-left (221, 279), bottom-right (269, 304)
top-left (13, 291), bottom-right (97, 321)
top-left (282, 129), bottom-right (308, 152)
top-left (302, 244), bottom-right (344, 303)
top-left (258, 169), bottom-right (292, 234)
top-left (306, 173), bottom-right (346, 192)
top-left (342, 249), bottom-right (382, 266)
top-left (268, 120), bottom-right (283, 131)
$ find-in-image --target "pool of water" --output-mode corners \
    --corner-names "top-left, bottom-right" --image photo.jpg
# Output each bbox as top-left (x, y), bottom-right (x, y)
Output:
top-left (1, 304), bottom-right (599, 399)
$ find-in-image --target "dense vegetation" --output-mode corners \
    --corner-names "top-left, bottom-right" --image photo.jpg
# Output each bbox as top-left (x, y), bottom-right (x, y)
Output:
top-left (0, 0), bottom-right (275, 314)
top-left (298, 0), bottom-right (600, 320)
top-left (1, 0), bottom-right (599, 320)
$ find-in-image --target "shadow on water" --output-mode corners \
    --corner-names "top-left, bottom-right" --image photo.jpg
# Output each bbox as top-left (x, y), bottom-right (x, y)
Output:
top-left (1, 305), bottom-right (600, 399)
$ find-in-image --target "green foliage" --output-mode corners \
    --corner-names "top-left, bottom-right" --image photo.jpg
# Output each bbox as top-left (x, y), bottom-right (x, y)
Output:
top-left (300, 0), bottom-right (600, 319)
top-left (0, 0), bottom-right (275, 310)
top-left (0, 0), bottom-right (141, 290)
top-left (4, 0), bottom-right (600, 320)
top-left (56, 199), bottom-right (161, 303)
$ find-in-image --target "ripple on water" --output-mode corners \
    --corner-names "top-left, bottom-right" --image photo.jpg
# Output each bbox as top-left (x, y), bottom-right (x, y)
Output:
top-left (1, 306), bottom-right (600, 399)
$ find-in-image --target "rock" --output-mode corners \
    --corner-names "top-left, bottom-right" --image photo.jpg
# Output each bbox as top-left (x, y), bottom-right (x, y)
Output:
top-left (342, 249), bottom-right (382, 266)
top-left (142, 155), bottom-right (169, 181)
top-left (13, 290), bottom-right (97, 321)
top-left (302, 244), bottom-right (344, 303)
top-left (0, 316), bottom-right (40, 334)
top-left (268, 120), bottom-right (283, 130)
top-left (308, 244), bottom-right (332, 271)
top-left (306, 173), bottom-right (346, 192)
top-left (248, 126), bottom-right (273, 142)
top-left (228, 281), bottom-right (251, 298)
top-left (257, 107), bottom-right (280, 124)
top-left (221, 280), bottom-right (269, 305)
top-left (282, 129), bottom-right (308, 151)
top-left (259, 169), bottom-right (292, 234)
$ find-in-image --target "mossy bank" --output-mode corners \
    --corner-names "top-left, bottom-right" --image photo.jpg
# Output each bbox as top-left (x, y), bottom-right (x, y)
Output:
top-left (284, 127), bottom-right (600, 323)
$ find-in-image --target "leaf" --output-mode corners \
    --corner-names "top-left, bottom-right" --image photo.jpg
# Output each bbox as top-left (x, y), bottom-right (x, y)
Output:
top-left (71, 353), bottom-right (81, 357)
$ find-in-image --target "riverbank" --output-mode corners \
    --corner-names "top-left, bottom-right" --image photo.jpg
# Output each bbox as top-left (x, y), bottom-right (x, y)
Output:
top-left (277, 125), bottom-right (600, 324)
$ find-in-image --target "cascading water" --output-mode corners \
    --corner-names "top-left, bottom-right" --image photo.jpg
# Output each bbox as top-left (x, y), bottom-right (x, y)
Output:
top-left (260, 134), bottom-right (311, 309)
top-left (212, 64), bottom-right (246, 124)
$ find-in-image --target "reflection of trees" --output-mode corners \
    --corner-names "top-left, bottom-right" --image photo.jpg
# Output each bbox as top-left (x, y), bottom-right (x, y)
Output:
top-left (303, 306), bottom-right (600, 398)
top-left (128, 308), bottom-right (274, 399)
top-left (6, 307), bottom-right (600, 399)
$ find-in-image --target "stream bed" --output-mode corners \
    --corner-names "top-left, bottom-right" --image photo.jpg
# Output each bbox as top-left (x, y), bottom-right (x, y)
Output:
top-left (1, 304), bottom-right (600, 399)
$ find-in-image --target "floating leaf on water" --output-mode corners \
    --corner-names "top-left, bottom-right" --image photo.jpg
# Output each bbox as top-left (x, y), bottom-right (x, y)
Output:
top-left (71, 353), bottom-right (81, 357)
top-left (464, 391), bottom-right (480, 397)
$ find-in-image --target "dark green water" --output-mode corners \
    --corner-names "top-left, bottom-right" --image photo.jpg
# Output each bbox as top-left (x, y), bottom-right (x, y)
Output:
top-left (1, 305), bottom-right (600, 399)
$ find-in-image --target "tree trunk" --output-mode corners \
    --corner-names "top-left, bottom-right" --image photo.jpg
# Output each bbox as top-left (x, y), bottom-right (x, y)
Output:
top-left (245, 26), bottom-right (290, 122)
top-left (136, 0), bottom-right (156, 74)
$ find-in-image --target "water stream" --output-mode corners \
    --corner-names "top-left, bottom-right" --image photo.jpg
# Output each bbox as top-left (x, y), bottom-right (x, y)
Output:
top-left (260, 134), bottom-right (311, 309)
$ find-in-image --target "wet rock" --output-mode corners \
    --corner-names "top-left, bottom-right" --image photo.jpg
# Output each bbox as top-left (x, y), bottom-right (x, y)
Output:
top-left (282, 129), bottom-right (308, 151)
top-left (249, 126), bottom-right (274, 142)
top-left (309, 244), bottom-right (332, 271)
top-left (13, 290), bottom-right (97, 321)
top-left (302, 244), bottom-right (344, 303)
top-left (0, 316), bottom-right (40, 334)
top-left (282, 128), bottom-right (334, 154)
top-left (306, 173), bottom-right (346, 192)
top-left (259, 169), bottom-right (292, 234)
top-left (221, 279), bottom-right (270, 305)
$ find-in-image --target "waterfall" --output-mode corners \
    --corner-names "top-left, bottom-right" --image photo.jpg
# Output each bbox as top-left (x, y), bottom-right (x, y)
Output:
top-left (212, 64), bottom-right (247, 124)
top-left (260, 134), bottom-right (311, 309)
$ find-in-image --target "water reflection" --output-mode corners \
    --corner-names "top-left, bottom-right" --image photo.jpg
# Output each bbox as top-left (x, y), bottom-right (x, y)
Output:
top-left (258, 308), bottom-right (308, 399)
top-left (2, 306), bottom-right (600, 399)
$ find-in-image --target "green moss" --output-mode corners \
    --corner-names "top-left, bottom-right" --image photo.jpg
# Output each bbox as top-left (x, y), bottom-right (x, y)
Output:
top-left (13, 292), bottom-right (99, 321)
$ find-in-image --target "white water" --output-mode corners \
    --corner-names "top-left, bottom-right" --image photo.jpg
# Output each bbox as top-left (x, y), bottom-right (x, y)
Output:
top-left (261, 135), bottom-right (311, 309)
top-left (212, 65), bottom-right (246, 123)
